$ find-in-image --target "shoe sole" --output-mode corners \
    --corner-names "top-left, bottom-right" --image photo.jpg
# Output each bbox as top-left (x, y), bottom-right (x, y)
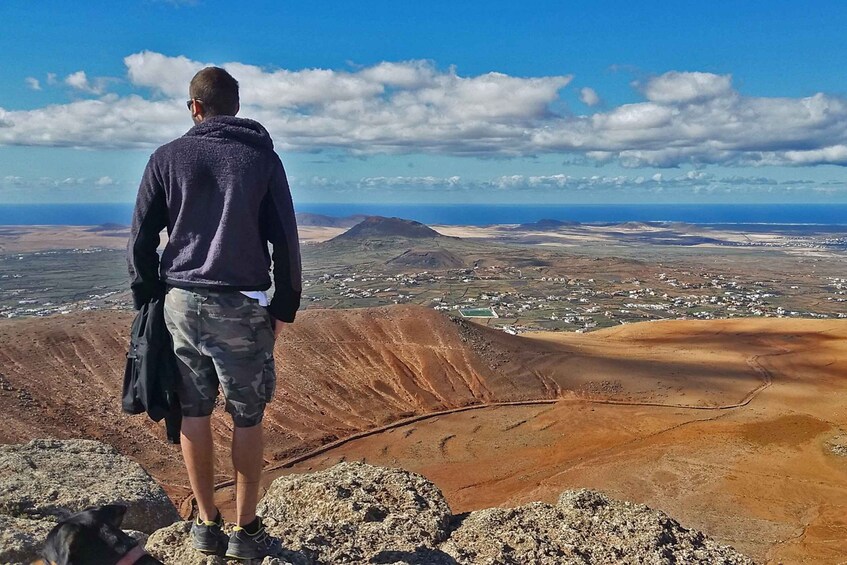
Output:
top-left (225, 552), bottom-right (264, 560)
top-left (193, 537), bottom-right (227, 555)
top-left (225, 549), bottom-right (280, 560)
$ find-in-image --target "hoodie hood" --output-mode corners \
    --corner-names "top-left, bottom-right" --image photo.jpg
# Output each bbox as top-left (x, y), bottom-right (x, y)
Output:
top-left (184, 116), bottom-right (274, 150)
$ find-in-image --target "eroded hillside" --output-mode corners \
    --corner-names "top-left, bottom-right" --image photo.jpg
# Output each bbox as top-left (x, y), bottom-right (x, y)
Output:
top-left (2, 307), bottom-right (846, 562)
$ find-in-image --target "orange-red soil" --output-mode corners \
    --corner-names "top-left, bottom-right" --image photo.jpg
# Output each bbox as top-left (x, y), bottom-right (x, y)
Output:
top-left (1, 307), bottom-right (845, 563)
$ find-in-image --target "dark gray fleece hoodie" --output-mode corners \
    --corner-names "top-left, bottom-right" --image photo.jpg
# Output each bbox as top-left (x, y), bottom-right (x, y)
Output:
top-left (127, 116), bottom-right (301, 322)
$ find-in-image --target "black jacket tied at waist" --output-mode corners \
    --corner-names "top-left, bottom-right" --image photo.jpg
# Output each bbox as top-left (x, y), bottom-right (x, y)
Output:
top-left (122, 297), bottom-right (182, 443)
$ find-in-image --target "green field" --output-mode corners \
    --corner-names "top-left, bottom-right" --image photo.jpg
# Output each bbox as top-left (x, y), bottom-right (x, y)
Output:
top-left (460, 308), bottom-right (497, 318)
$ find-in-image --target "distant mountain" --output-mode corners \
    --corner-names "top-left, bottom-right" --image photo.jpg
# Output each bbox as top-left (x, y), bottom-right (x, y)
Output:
top-left (296, 213), bottom-right (369, 228)
top-left (611, 221), bottom-right (663, 230)
top-left (329, 216), bottom-right (443, 242)
top-left (513, 218), bottom-right (581, 231)
top-left (386, 248), bottom-right (465, 269)
top-left (85, 223), bottom-right (129, 232)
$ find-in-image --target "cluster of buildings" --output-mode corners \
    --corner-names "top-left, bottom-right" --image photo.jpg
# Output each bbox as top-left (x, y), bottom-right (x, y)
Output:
top-left (300, 264), bottom-right (842, 334)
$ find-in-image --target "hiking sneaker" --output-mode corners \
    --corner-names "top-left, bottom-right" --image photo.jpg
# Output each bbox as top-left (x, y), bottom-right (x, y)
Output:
top-left (225, 517), bottom-right (282, 560)
top-left (190, 511), bottom-right (228, 556)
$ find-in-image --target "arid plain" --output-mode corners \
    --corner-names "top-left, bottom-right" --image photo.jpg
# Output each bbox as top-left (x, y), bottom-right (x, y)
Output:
top-left (1, 217), bottom-right (847, 563)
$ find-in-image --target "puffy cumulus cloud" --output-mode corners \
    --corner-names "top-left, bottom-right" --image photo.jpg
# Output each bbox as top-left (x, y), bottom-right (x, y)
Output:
top-left (0, 95), bottom-right (186, 149)
top-left (639, 71), bottom-right (733, 103)
top-left (64, 71), bottom-right (113, 95)
top-left (2, 175), bottom-right (25, 185)
top-left (359, 175), bottom-right (462, 187)
top-left (778, 145), bottom-right (847, 166)
top-left (124, 51), bottom-right (568, 117)
top-left (0, 175), bottom-right (123, 191)
top-left (25, 77), bottom-right (41, 91)
top-left (4, 53), bottom-right (847, 167)
top-left (535, 83), bottom-right (847, 167)
top-left (579, 87), bottom-right (601, 107)
top-left (295, 171), bottom-right (846, 200)
top-left (125, 51), bottom-right (203, 97)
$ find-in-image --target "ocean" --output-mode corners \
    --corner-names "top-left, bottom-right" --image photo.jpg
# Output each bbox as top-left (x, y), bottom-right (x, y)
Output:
top-left (1, 202), bottom-right (846, 226)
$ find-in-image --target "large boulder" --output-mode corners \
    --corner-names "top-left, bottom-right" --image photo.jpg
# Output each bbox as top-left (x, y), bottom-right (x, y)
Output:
top-left (441, 489), bottom-right (755, 564)
top-left (144, 521), bottom-right (304, 565)
top-left (147, 463), bottom-right (753, 564)
top-left (0, 514), bottom-right (57, 565)
top-left (0, 438), bottom-right (178, 562)
top-left (145, 462), bottom-right (455, 565)
top-left (256, 462), bottom-right (452, 564)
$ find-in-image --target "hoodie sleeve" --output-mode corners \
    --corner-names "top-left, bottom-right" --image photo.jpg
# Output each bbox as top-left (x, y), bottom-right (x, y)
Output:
top-left (127, 155), bottom-right (168, 309)
top-left (262, 155), bottom-right (302, 322)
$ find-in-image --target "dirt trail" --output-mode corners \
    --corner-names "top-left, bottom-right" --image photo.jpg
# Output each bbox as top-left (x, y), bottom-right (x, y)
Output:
top-left (2, 308), bottom-right (846, 562)
top-left (219, 318), bottom-right (847, 564)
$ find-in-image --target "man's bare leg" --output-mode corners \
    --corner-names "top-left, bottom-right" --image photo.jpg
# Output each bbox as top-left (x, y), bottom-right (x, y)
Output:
top-left (181, 415), bottom-right (217, 521)
top-left (232, 422), bottom-right (263, 526)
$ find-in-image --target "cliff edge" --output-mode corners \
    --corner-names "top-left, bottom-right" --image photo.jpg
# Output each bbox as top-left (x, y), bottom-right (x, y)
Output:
top-left (3, 439), bottom-right (754, 565)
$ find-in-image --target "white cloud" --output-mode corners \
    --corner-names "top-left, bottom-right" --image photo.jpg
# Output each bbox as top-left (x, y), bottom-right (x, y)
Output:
top-left (295, 172), bottom-right (846, 199)
top-left (0, 175), bottom-right (122, 191)
top-left (358, 175), bottom-right (462, 190)
top-left (64, 71), bottom-right (111, 95)
top-left (125, 51), bottom-right (202, 97)
top-left (579, 87), bottom-right (601, 107)
top-left (639, 71), bottom-right (733, 103)
top-left (3, 53), bottom-right (847, 167)
top-left (46, 73), bottom-right (57, 86)
top-left (0, 95), bottom-right (185, 149)
top-left (25, 77), bottom-right (41, 91)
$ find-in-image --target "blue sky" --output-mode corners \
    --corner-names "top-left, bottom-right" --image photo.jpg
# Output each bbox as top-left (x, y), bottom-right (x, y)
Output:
top-left (1, 0), bottom-right (847, 204)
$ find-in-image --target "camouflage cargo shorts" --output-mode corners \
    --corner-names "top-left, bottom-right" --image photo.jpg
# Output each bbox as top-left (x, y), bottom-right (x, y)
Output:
top-left (163, 286), bottom-right (276, 427)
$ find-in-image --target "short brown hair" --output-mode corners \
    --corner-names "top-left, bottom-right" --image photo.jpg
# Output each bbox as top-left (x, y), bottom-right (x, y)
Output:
top-left (189, 67), bottom-right (239, 117)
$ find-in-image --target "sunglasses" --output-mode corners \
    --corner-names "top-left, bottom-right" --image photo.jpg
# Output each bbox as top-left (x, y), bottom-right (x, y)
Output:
top-left (186, 99), bottom-right (202, 110)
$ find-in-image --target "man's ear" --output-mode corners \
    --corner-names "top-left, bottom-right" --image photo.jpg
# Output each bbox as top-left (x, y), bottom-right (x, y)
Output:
top-left (235, 101), bottom-right (240, 116)
top-left (192, 99), bottom-right (204, 120)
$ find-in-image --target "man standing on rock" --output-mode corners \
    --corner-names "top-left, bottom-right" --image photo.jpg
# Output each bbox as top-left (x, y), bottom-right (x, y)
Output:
top-left (127, 67), bottom-right (301, 559)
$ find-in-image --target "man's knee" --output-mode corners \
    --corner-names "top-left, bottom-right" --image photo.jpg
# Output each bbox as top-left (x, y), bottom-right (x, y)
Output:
top-left (180, 415), bottom-right (213, 438)
top-left (230, 408), bottom-right (265, 428)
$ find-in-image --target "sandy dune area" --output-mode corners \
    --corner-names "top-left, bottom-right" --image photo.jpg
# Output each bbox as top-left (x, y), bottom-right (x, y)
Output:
top-left (0, 307), bottom-right (845, 563)
top-left (0, 225), bottom-right (344, 253)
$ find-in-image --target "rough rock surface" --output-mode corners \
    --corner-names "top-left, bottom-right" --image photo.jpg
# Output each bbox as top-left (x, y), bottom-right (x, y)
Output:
top-left (0, 514), bottom-right (57, 564)
top-left (257, 461), bottom-right (453, 563)
top-left (0, 439), bottom-right (178, 533)
top-left (149, 463), bottom-right (753, 565)
top-left (147, 462), bottom-right (454, 564)
top-left (441, 489), bottom-right (755, 564)
top-left (145, 521), bottom-right (303, 565)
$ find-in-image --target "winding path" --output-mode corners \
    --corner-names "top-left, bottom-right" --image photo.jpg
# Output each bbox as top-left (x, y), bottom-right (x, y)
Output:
top-left (180, 349), bottom-right (782, 515)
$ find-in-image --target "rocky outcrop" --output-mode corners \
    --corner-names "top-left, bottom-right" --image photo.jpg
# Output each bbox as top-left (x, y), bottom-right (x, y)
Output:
top-left (0, 515), bottom-right (57, 565)
top-left (442, 489), bottom-right (753, 564)
top-left (147, 462), bottom-right (452, 564)
top-left (146, 521), bottom-right (306, 565)
top-left (0, 439), bottom-right (754, 564)
top-left (147, 462), bottom-right (754, 565)
top-left (256, 462), bottom-right (452, 562)
top-left (0, 439), bottom-right (178, 564)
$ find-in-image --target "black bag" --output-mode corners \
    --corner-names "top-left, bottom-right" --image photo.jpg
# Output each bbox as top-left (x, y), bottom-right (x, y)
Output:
top-left (122, 297), bottom-right (182, 443)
